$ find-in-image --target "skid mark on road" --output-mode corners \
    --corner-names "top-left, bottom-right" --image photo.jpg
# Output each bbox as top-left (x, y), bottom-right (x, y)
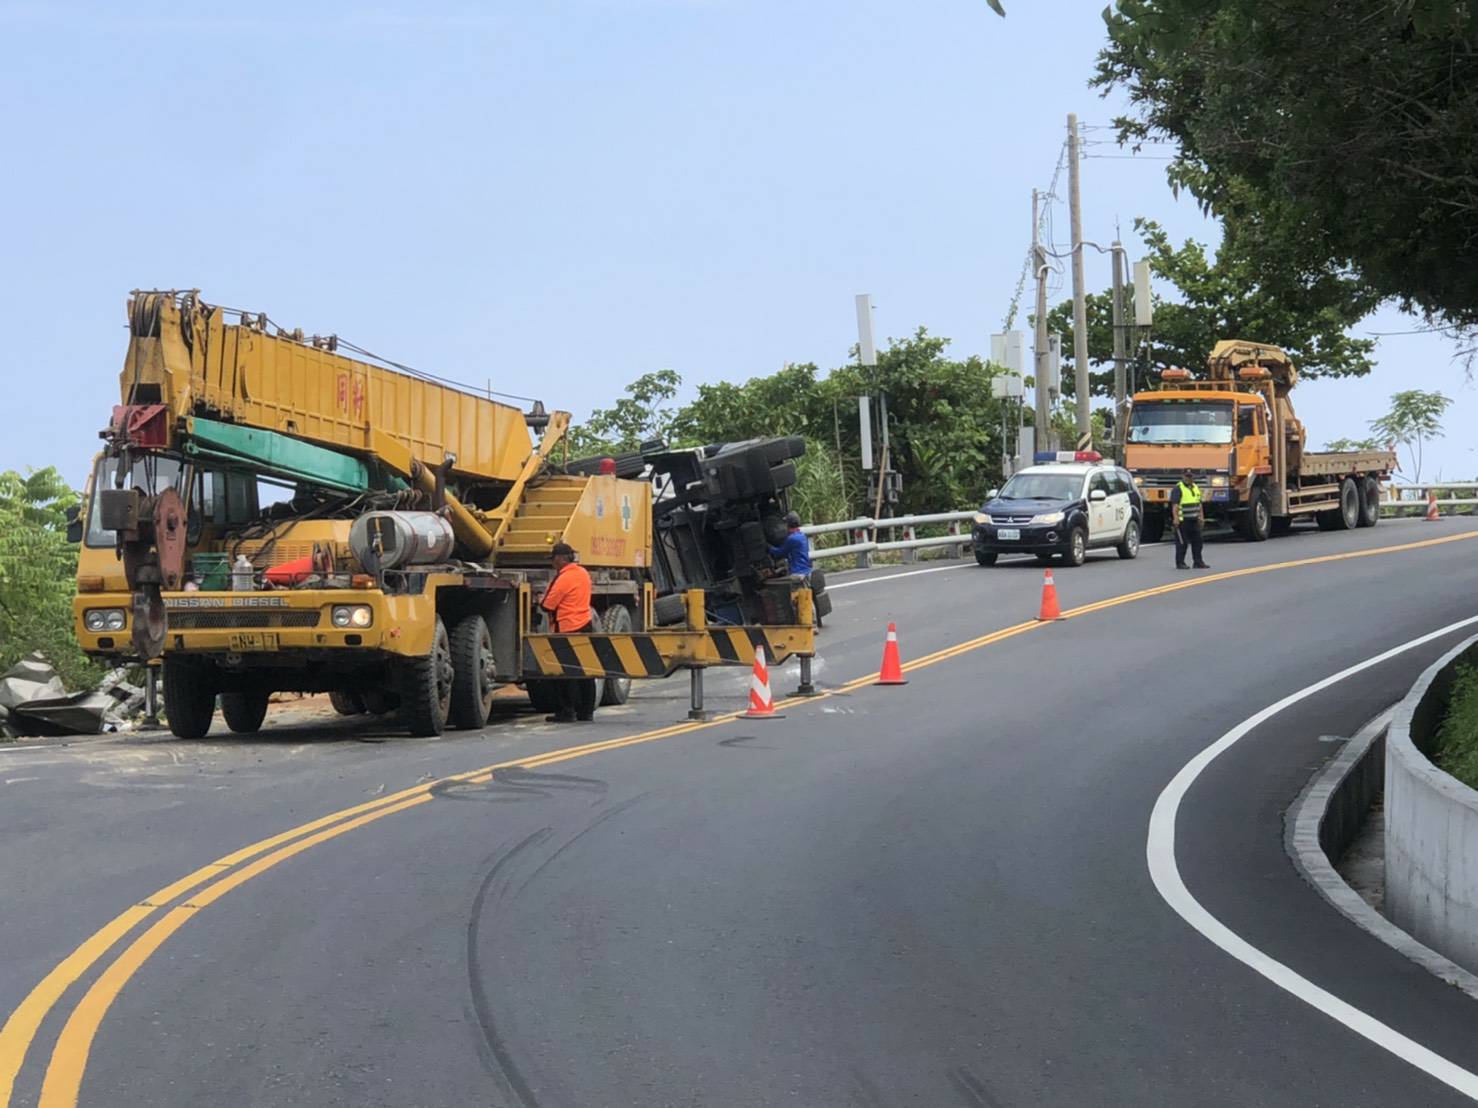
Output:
top-left (5, 525), bottom-right (1477, 1107)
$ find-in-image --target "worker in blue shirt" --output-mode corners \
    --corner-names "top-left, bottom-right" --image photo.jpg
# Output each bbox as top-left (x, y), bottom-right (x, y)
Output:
top-left (770, 511), bottom-right (812, 577)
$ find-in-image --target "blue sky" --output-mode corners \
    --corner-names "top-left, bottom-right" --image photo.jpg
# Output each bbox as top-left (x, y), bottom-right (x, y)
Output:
top-left (2, 0), bottom-right (1471, 488)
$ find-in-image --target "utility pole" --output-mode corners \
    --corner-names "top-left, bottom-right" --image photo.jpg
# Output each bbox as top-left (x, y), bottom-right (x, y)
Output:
top-left (1111, 239), bottom-right (1127, 448)
top-left (1067, 113), bottom-right (1091, 450)
top-left (1032, 188), bottom-right (1053, 453)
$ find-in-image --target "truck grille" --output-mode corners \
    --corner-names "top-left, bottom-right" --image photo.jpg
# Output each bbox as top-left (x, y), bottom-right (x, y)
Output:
top-left (167, 611), bottom-right (322, 630)
top-left (990, 515), bottom-right (1036, 524)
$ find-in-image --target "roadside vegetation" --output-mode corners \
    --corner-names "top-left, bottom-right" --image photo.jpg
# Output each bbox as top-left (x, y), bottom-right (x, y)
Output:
top-left (0, 467), bottom-right (100, 691)
top-left (1434, 665), bottom-right (1478, 791)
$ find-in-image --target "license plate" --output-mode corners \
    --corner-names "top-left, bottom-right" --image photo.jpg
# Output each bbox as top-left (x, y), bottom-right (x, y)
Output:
top-left (228, 632), bottom-right (280, 652)
top-left (997, 528), bottom-right (1020, 541)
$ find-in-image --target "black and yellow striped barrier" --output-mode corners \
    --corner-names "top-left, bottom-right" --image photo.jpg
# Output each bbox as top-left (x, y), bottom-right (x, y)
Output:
top-left (522, 625), bottom-right (815, 680)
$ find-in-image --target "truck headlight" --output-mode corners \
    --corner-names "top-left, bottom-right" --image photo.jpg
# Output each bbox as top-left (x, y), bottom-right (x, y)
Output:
top-left (973, 512), bottom-right (989, 525)
top-left (331, 605), bottom-right (373, 628)
top-left (1030, 511), bottom-right (1065, 525)
top-left (1211, 475), bottom-right (1228, 488)
top-left (85, 609), bottom-right (126, 632)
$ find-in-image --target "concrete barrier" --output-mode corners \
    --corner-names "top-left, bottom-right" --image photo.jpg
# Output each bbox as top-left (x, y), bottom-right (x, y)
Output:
top-left (1385, 634), bottom-right (1478, 973)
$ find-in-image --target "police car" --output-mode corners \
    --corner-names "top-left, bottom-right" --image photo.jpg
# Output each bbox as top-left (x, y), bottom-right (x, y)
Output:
top-left (971, 452), bottom-right (1143, 567)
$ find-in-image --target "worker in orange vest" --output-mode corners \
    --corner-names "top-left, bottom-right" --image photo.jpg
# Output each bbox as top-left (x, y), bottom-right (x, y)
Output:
top-left (539, 542), bottom-right (599, 722)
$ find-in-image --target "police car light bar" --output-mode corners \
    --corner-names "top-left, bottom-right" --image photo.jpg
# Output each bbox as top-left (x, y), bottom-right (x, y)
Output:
top-left (1033, 451), bottom-right (1103, 464)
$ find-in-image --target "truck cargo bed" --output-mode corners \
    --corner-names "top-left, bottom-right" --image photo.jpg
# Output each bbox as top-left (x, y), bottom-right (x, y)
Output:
top-left (1300, 450), bottom-right (1396, 477)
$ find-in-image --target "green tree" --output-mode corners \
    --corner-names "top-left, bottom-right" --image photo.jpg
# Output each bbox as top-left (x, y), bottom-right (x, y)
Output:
top-left (1323, 436), bottom-right (1384, 453)
top-left (0, 468), bottom-right (99, 690)
top-left (1045, 218), bottom-right (1377, 398)
top-left (1368, 390), bottom-right (1452, 482)
top-left (1095, 0), bottom-right (1478, 329)
top-left (567, 369), bottom-right (684, 456)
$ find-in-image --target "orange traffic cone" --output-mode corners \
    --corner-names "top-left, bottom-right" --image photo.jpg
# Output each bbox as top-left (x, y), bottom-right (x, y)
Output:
top-left (1038, 569), bottom-right (1064, 621)
top-left (1426, 490), bottom-right (1440, 522)
top-left (876, 622), bottom-right (908, 685)
top-left (742, 646), bottom-right (785, 719)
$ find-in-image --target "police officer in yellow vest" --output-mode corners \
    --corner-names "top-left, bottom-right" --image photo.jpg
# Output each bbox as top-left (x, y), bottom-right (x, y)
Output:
top-left (1171, 468), bottom-right (1211, 570)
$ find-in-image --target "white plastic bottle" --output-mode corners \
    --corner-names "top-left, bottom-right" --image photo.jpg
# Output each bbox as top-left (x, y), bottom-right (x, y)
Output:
top-left (231, 555), bottom-right (255, 592)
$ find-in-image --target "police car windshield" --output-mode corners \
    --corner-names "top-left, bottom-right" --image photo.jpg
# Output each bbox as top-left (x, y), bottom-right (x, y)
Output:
top-left (997, 473), bottom-right (1084, 501)
top-left (1127, 402), bottom-right (1234, 445)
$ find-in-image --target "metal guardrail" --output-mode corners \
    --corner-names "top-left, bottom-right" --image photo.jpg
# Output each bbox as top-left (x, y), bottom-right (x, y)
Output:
top-left (802, 511), bottom-right (978, 568)
top-left (800, 483), bottom-right (1478, 569)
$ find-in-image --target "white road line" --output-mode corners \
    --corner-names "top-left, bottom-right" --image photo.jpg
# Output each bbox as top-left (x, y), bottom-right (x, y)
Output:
top-left (1148, 612), bottom-right (1478, 1100)
top-left (826, 564), bottom-right (972, 590)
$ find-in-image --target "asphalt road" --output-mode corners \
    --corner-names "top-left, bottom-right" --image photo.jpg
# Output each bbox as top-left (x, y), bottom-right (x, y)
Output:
top-left (5, 517), bottom-right (1478, 1107)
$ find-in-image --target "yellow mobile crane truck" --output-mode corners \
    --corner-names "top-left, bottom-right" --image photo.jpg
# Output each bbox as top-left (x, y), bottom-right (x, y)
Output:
top-left (74, 291), bottom-right (814, 738)
top-left (1123, 340), bottom-right (1396, 543)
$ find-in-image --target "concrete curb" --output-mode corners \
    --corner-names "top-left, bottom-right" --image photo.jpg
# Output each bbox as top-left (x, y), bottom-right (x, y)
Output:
top-left (1285, 707), bottom-right (1478, 1000)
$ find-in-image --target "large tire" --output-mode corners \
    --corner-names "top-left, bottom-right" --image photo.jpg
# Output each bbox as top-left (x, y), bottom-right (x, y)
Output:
top-left (329, 690), bottom-right (365, 716)
top-left (599, 604), bottom-right (635, 706)
top-left (1141, 511), bottom-right (1166, 544)
top-left (1337, 477), bottom-right (1361, 529)
top-left (398, 615), bottom-right (453, 737)
top-left (220, 689), bottom-right (270, 734)
top-left (526, 679), bottom-right (560, 715)
top-left (1117, 517), bottom-right (1141, 560)
top-left (1062, 526), bottom-right (1088, 567)
top-left (975, 550), bottom-right (998, 566)
top-left (163, 657), bottom-right (216, 739)
top-left (1241, 487), bottom-right (1272, 542)
top-left (1358, 476), bottom-right (1380, 527)
top-left (449, 613), bottom-right (497, 729)
top-left (652, 593), bottom-right (686, 626)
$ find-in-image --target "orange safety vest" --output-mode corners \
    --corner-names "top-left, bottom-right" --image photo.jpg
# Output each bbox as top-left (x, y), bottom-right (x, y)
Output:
top-left (540, 562), bottom-right (596, 632)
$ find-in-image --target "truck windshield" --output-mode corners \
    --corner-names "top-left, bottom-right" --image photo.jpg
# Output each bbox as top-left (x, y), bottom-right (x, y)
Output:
top-left (1127, 402), bottom-right (1234, 445)
top-left (996, 473), bottom-right (1084, 501)
top-left (84, 455), bottom-right (183, 547)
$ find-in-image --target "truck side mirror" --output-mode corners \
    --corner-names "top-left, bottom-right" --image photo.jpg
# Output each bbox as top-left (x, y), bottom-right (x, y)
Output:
top-left (986, 488), bottom-right (999, 500)
top-left (64, 505), bottom-right (83, 544)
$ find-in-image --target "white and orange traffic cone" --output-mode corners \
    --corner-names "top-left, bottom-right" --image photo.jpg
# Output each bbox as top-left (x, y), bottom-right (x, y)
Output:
top-left (1426, 490), bottom-right (1440, 522)
top-left (742, 646), bottom-right (785, 719)
top-left (876, 621), bottom-right (908, 685)
top-left (1038, 569), bottom-right (1064, 621)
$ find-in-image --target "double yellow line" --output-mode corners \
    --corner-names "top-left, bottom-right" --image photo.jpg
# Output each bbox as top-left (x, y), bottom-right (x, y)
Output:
top-left (5, 527), bottom-right (1475, 1107)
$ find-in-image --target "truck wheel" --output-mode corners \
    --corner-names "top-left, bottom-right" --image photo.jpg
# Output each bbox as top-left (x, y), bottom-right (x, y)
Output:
top-left (362, 689), bottom-right (397, 715)
top-left (399, 615), bottom-right (453, 737)
top-left (1117, 518), bottom-right (1141, 560)
top-left (1063, 526), bottom-right (1088, 567)
top-left (1335, 477), bottom-right (1360, 530)
top-left (221, 690), bottom-right (270, 734)
top-left (599, 604), bottom-right (634, 706)
top-left (975, 550), bottom-right (998, 566)
top-left (163, 658), bottom-right (216, 740)
top-left (1241, 488), bottom-right (1272, 542)
top-left (1358, 476), bottom-right (1380, 527)
top-left (329, 690), bottom-right (365, 716)
top-left (526, 679), bottom-right (559, 715)
top-left (1141, 512), bottom-right (1165, 544)
top-left (449, 613), bottom-right (497, 729)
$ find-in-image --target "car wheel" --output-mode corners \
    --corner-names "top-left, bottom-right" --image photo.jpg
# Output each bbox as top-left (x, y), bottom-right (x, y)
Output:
top-left (1116, 518), bottom-right (1140, 560)
top-left (1063, 526), bottom-right (1088, 567)
top-left (975, 550), bottom-right (998, 566)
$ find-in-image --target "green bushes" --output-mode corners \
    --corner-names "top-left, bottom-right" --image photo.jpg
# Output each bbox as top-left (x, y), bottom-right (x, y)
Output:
top-left (0, 468), bottom-right (101, 691)
top-left (1435, 664), bottom-right (1478, 791)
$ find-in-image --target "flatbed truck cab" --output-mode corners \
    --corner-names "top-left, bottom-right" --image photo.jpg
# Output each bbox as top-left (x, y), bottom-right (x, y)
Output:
top-left (1123, 340), bottom-right (1394, 543)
